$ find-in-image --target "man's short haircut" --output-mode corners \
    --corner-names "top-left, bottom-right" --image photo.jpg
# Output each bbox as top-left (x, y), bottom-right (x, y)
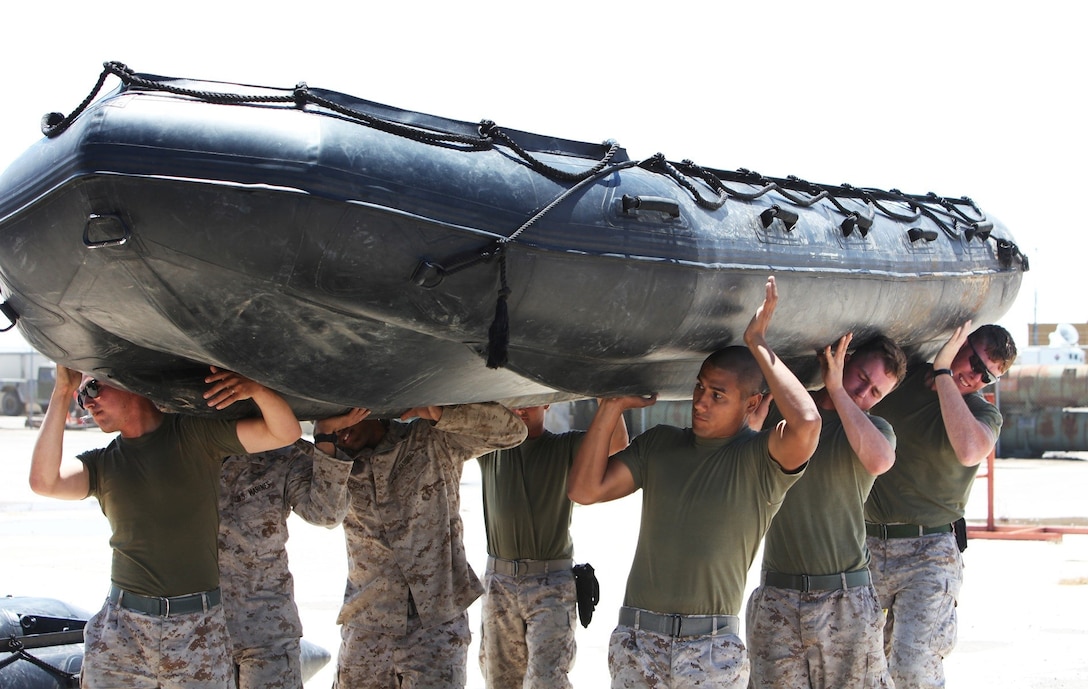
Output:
top-left (970, 324), bottom-right (1018, 374)
top-left (852, 334), bottom-right (908, 386)
top-left (702, 346), bottom-right (765, 397)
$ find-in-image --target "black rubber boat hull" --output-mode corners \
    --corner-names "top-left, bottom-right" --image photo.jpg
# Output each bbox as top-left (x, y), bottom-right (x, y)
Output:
top-left (0, 65), bottom-right (1028, 417)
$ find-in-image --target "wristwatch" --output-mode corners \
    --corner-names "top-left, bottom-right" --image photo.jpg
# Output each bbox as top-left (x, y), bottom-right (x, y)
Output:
top-left (933, 368), bottom-right (953, 378)
top-left (313, 432), bottom-right (338, 445)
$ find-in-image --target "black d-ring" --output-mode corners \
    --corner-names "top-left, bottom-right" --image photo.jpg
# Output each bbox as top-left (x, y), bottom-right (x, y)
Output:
top-left (83, 214), bottom-right (131, 248)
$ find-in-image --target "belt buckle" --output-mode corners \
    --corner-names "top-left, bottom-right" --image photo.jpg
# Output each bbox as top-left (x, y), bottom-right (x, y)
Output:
top-left (668, 614), bottom-right (682, 637)
top-left (511, 560), bottom-right (520, 576)
top-left (161, 596), bottom-right (170, 618)
top-left (800, 574), bottom-right (811, 593)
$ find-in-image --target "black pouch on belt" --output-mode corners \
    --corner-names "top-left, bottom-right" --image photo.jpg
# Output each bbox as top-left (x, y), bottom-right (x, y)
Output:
top-left (953, 517), bottom-right (968, 552)
top-left (572, 563), bottom-right (600, 628)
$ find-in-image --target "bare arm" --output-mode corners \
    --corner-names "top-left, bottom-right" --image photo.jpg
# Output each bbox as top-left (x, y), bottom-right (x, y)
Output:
top-left (932, 321), bottom-right (997, 466)
top-left (29, 366), bottom-right (90, 500)
top-left (602, 398), bottom-right (632, 456)
top-left (822, 334), bottom-right (895, 476)
top-left (744, 276), bottom-right (821, 471)
top-left (568, 395), bottom-right (656, 504)
top-left (204, 367), bottom-right (302, 453)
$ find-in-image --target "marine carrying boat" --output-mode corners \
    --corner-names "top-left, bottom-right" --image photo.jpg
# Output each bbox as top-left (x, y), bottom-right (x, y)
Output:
top-left (0, 62), bottom-right (1028, 417)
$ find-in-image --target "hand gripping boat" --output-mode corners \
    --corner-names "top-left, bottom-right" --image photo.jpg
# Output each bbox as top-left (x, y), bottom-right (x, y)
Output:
top-left (0, 62), bottom-right (1028, 417)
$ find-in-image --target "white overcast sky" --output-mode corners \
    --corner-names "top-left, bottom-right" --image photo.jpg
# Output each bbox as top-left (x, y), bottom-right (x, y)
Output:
top-left (1, 0), bottom-right (1084, 352)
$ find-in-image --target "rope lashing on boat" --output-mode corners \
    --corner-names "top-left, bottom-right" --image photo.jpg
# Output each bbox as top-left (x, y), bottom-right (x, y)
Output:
top-left (479, 121), bottom-right (624, 184)
top-left (0, 636), bottom-right (80, 687)
top-left (39, 63), bottom-right (1030, 370)
top-left (483, 161), bottom-right (636, 368)
top-left (42, 62), bottom-right (1027, 257)
top-left (414, 158), bottom-right (641, 368)
top-left (43, 64), bottom-right (632, 182)
top-left (640, 154), bottom-right (727, 210)
top-left (42, 62), bottom-right (495, 150)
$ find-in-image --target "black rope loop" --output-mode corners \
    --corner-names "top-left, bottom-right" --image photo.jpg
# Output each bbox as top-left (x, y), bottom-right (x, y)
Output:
top-left (0, 639), bottom-right (80, 687)
top-left (484, 123), bottom-right (622, 184)
top-left (868, 197), bottom-right (923, 224)
top-left (43, 61), bottom-right (494, 151)
top-left (301, 91), bottom-right (491, 150)
top-left (642, 154), bottom-right (727, 210)
top-left (41, 62), bottom-right (119, 137)
top-left (679, 159), bottom-right (779, 204)
top-left (42, 63), bottom-right (1018, 256)
top-left (932, 194), bottom-right (988, 225)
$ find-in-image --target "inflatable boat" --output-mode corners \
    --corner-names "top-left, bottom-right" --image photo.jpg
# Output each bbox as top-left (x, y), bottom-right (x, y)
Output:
top-left (0, 595), bottom-right (330, 688)
top-left (0, 62), bottom-right (1029, 417)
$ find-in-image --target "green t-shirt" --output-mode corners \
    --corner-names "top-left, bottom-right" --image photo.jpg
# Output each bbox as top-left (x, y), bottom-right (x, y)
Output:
top-left (865, 365), bottom-right (1002, 526)
top-left (478, 430), bottom-right (581, 561)
top-left (79, 414), bottom-right (244, 597)
top-left (762, 405), bottom-right (895, 575)
top-left (617, 425), bottom-right (802, 616)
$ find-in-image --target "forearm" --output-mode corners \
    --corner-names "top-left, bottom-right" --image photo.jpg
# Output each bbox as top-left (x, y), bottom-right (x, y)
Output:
top-left (750, 337), bottom-right (821, 468)
top-left (761, 353), bottom-right (818, 430)
top-left (568, 401), bottom-right (625, 504)
top-left (935, 376), bottom-right (995, 466)
top-left (828, 389), bottom-right (895, 475)
top-left (291, 451), bottom-right (352, 528)
top-left (606, 404), bottom-right (631, 456)
top-left (29, 387), bottom-right (87, 499)
top-left (242, 387), bottom-right (302, 452)
top-left (436, 403), bottom-right (527, 453)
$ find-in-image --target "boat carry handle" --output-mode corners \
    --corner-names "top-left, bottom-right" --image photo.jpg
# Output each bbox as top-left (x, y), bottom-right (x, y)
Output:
top-left (840, 212), bottom-right (874, 238)
top-left (760, 205), bottom-right (799, 232)
top-left (0, 299), bottom-right (17, 332)
top-left (907, 228), bottom-right (939, 243)
top-left (83, 213), bottom-right (131, 248)
top-left (621, 194), bottom-right (680, 218)
top-left (964, 221), bottom-right (993, 242)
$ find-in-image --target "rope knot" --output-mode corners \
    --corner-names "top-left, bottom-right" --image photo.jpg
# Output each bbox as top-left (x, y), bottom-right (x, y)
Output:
top-left (293, 82), bottom-right (309, 109)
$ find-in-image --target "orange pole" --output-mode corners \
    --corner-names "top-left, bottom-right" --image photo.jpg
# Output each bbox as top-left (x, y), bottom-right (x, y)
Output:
top-left (985, 445), bottom-right (995, 531)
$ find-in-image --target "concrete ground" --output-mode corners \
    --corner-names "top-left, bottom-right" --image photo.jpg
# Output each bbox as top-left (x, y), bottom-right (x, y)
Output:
top-left (2, 417), bottom-right (1086, 688)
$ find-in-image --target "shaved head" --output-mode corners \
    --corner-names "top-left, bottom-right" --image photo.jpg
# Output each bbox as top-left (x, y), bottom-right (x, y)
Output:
top-left (703, 346), bottom-right (765, 397)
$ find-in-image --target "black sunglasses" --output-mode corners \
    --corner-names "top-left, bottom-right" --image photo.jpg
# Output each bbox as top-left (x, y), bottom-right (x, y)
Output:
top-left (77, 379), bottom-right (102, 409)
top-left (967, 341), bottom-right (997, 385)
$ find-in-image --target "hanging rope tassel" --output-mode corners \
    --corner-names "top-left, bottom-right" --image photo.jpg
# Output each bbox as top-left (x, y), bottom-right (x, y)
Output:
top-left (486, 245), bottom-right (511, 369)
